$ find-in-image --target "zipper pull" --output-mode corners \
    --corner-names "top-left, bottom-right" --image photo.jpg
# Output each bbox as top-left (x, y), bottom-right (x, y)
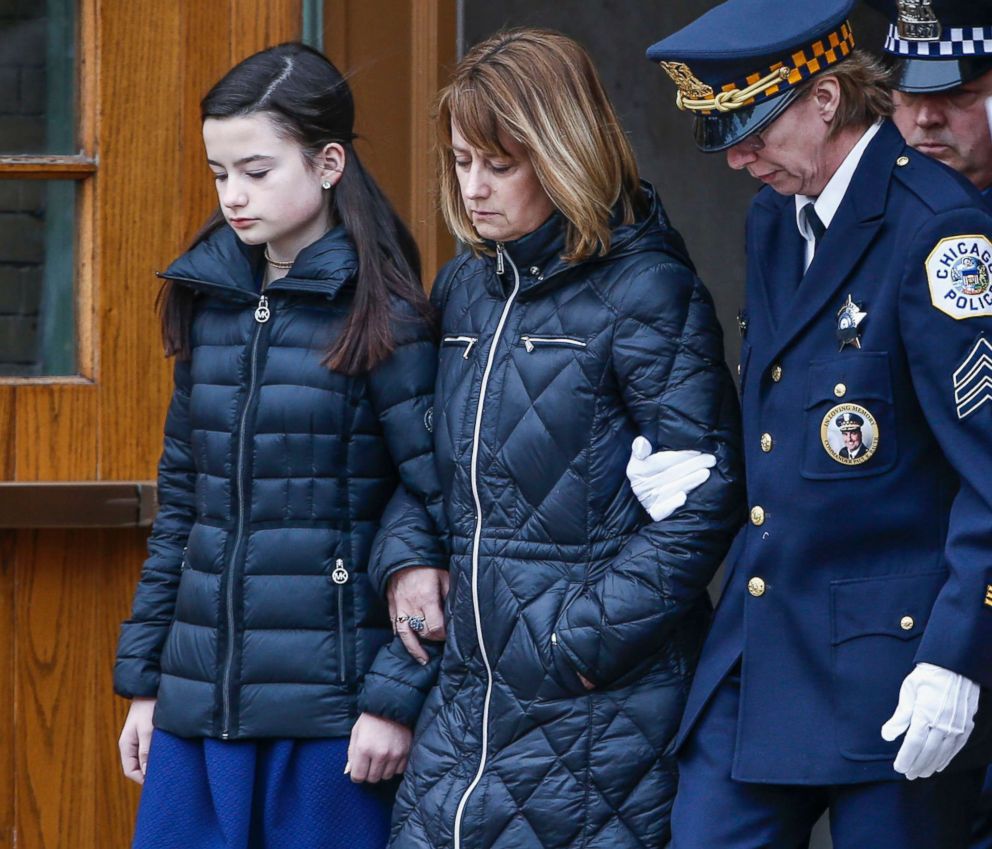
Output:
top-left (254, 294), bottom-right (270, 324)
top-left (522, 336), bottom-right (535, 353)
top-left (464, 339), bottom-right (476, 359)
top-left (496, 243), bottom-right (505, 276)
top-left (331, 558), bottom-right (349, 585)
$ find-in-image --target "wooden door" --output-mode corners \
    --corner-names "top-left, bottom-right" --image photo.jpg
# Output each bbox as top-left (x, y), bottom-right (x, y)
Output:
top-left (0, 1), bottom-right (454, 846)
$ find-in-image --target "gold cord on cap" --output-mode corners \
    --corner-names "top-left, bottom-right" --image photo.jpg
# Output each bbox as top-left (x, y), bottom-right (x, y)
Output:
top-left (661, 21), bottom-right (855, 115)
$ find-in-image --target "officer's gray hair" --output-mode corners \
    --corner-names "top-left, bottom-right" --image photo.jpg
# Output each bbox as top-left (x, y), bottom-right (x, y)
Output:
top-left (798, 49), bottom-right (894, 138)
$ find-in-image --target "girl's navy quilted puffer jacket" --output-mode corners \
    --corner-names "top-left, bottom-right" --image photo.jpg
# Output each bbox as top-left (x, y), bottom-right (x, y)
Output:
top-left (113, 224), bottom-right (445, 739)
top-left (373, 184), bottom-right (745, 849)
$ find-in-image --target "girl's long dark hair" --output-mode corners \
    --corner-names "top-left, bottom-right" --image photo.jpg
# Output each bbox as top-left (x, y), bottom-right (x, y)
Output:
top-left (160, 42), bottom-right (433, 374)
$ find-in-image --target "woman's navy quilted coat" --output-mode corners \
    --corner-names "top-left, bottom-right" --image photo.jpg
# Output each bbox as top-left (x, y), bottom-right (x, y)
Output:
top-left (374, 187), bottom-right (745, 849)
top-left (113, 225), bottom-right (445, 739)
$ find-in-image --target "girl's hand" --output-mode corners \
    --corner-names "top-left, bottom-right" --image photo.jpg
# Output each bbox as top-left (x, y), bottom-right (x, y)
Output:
top-left (387, 566), bottom-right (450, 664)
top-left (347, 712), bottom-right (412, 783)
top-left (118, 697), bottom-right (156, 784)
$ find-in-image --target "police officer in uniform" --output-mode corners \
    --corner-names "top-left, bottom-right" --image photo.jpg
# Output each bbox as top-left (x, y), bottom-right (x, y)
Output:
top-left (874, 0), bottom-right (992, 204)
top-left (836, 412), bottom-right (866, 459)
top-left (633, 1), bottom-right (992, 846)
top-left (872, 5), bottom-right (992, 845)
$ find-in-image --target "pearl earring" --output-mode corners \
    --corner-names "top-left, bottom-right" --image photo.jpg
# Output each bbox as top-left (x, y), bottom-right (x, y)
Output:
top-left (321, 180), bottom-right (331, 190)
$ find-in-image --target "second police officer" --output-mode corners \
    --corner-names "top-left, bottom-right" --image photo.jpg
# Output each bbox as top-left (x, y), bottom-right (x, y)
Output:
top-left (872, 4), bottom-right (992, 847)
top-left (634, 1), bottom-right (992, 847)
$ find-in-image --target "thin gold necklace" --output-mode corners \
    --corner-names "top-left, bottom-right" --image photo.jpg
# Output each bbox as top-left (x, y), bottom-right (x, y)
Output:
top-left (264, 249), bottom-right (294, 269)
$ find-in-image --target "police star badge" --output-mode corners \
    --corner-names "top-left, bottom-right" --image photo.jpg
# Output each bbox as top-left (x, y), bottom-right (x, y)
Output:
top-left (836, 294), bottom-right (867, 350)
top-left (896, 0), bottom-right (942, 42)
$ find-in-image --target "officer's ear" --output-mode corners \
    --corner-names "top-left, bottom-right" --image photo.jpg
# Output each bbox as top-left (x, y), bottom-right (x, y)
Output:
top-left (810, 75), bottom-right (841, 126)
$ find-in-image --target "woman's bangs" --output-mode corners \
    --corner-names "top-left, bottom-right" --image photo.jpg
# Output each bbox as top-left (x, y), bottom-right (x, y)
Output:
top-left (446, 82), bottom-right (512, 158)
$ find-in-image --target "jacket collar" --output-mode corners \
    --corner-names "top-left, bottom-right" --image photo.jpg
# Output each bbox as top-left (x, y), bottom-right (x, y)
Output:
top-left (749, 119), bottom-right (903, 369)
top-left (160, 224), bottom-right (359, 302)
top-left (483, 181), bottom-right (693, 297)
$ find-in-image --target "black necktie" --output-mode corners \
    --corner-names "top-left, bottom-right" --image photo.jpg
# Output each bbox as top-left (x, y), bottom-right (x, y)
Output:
top-left (802, 201), bottom-right (826, 249)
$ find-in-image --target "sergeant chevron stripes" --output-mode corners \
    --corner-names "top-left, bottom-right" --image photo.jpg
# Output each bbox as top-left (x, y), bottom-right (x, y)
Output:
top-left (953, 336), bottom-right (992, 419)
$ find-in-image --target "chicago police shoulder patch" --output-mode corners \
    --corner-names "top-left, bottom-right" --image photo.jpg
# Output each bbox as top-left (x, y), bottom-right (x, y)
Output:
top-left (926, 235), bottom-right (992, 319)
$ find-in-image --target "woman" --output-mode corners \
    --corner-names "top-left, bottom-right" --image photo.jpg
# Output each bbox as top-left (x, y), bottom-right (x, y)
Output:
top-left (113, 43), bottom-right (446, 849)
top-left (372, 28), bottom-right (744, 849)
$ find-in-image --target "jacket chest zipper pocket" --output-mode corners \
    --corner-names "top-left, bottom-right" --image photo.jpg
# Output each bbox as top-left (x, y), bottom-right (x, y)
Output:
top-left (331, 558), bottom-right (349, 683)
top-left (520, 335), bottom-right (587, 353)
top-left (442, 335), bottom-right (478, 359)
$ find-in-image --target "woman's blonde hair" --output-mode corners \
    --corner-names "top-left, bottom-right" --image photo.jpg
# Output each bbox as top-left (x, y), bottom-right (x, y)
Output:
top-left (436, 28), bottom-right (643, 263)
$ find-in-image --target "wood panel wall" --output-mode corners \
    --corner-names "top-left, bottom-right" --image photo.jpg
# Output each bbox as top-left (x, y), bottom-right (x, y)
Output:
top-left (0, 2), bottom-right (301, 847)
top-left (0, 3), bottom-right (456, 845)
top-left (324, 0), bottom-right (457, 285)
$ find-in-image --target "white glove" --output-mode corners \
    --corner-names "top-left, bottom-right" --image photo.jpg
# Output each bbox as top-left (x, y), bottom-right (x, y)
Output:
top-left (880, 662), bottom-right (980, 780)
top-left (625, 436), bottom-right (716, 522)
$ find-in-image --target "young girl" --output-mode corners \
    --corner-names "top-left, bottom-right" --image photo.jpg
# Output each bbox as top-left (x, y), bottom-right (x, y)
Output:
top-left (114, 43), bottom-right (446, 849)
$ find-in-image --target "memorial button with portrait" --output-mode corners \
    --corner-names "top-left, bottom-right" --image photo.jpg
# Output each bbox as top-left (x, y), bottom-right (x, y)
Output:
top-left (821, 403), bottom-right (879, 466)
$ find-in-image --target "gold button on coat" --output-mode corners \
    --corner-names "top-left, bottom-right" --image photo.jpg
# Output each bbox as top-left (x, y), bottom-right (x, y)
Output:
top-left (771, 365), bottom-right (783, 382)
top-left (760, 433), bottom-right (773, 452)
top-left (834, 383), bottom-right (847, 397)
top-left (900, 616), bottom-right (914, 631)
top-left (750, 505), bottom-right (765, 526)
top-left (896, 155), bottom-right (910, 166)
top-left (748, 577), bottom-right (766, 597)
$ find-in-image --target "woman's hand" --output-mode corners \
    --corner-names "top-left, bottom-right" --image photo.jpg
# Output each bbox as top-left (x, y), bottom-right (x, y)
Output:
top-left (118, 697), bottom-right (156, 784)
top-left (387, 566), bottom-right (449, 664)
top-left (346, 712), bottom-right (412, 783)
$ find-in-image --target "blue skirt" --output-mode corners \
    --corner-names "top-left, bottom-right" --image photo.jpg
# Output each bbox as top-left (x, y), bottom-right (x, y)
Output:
top-left (133, 729), bottom-right (395, 849)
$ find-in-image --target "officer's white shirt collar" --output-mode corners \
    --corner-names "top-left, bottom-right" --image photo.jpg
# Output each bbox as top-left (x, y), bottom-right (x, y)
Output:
top-left (796, 120), bottom-right (883, 270)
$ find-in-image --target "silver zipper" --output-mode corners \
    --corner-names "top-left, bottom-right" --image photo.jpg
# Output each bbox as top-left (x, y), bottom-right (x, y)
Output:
top-left (254, 294), bottom-right (270, 323)
top-left (452, 245), bottom-right (521, 849)
top-left (496, 242), bottom-right (505, 276)
top-left (332, 558), bottom-right (348, 683)
top-left (442, 335), bottom-right (478, 359)
top-left (221, 299), bottom-right (268, 739)
top-left (520, 335), bottom-right (587, 353)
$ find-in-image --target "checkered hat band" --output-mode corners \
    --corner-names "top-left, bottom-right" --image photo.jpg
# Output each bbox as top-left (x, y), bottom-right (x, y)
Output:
top-left (718, 22), bottom-right (855, 108)
top-left (885, 24), bottom-right (992, 57)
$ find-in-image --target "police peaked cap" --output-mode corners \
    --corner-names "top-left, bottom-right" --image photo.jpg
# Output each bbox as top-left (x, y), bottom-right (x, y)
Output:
top-left (646, 0), bottom-right (856, 152)
top-left (838, 413), bottom-right (865, 431)
top-left (867, 0), bottom-right (992, 93)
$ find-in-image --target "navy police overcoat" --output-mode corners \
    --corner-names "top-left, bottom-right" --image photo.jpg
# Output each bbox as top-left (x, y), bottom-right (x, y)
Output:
top-left (679, 119), bottom-right (992, 785)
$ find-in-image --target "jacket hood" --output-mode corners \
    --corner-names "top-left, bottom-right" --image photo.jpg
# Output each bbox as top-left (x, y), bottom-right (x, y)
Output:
top-left (492, 180), bottom-right (694, 296)
top-left (161, 223), bottom-right (359, 301)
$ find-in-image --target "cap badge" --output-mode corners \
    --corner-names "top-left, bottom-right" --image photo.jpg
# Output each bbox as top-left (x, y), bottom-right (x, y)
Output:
top-left (659, 62), bottom-right (714, 102)
top-left (897, 0), bottom-right (942, 42)
top-left (836, 294), bottom-right (867, 351)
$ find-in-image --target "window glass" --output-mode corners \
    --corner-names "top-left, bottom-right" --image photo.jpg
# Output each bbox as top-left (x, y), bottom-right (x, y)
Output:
top-left (0, 0), bottom-right (76, 154)
top-left (0, 180), bottom-right (76, 376)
